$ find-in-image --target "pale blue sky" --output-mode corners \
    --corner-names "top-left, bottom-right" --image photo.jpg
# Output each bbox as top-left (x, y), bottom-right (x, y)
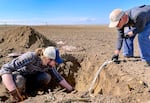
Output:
top-left (0, 0), bottom-right (150, 25)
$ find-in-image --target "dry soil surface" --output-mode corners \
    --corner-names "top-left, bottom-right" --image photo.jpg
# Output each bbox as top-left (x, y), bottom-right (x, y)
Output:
top-left (0, 25), bottom-right (150, 103)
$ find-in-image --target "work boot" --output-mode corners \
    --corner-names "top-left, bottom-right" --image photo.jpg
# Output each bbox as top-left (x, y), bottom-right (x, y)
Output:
top-left (144, 62), bottom-right (150, 67)
top-left (9, 88), bottom-right (23, 103)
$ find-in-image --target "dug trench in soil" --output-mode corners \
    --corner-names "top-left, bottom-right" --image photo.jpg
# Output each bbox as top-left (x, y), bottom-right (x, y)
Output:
top-left (56, 52), bottom-right (150, 103)
top-left (35, 51), bottom-right (150, 103)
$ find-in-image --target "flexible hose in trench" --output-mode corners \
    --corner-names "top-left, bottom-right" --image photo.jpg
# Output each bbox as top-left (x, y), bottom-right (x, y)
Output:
top-left (88, 60), bottom-right (113, 97)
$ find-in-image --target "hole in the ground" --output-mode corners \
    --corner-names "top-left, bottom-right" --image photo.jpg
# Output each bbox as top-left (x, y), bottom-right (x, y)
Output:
top-left (48, 53), bottom-right (83, 91)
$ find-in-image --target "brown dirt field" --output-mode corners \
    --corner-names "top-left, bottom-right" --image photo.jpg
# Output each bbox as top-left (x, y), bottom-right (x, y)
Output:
top-left (0, 25), bottom-right (150, 103)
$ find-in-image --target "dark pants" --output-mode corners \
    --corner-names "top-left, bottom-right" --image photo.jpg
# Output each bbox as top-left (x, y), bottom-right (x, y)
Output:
top-left (13, 72), bottom-right (51, 94)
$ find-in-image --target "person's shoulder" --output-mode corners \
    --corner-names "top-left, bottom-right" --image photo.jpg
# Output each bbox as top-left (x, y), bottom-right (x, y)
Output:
top-left (25, 51), bottom-right (36, 56)
top-left (129, 5), bottom-right (150, 13)
top-left (21, 51), bottom-right (36, 60)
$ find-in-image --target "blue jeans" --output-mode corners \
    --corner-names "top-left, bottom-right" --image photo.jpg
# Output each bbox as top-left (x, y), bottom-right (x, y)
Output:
top-left (138, 22), bottom-right (150, 62)
top-left (122, 35), bottom-right (136, 57)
